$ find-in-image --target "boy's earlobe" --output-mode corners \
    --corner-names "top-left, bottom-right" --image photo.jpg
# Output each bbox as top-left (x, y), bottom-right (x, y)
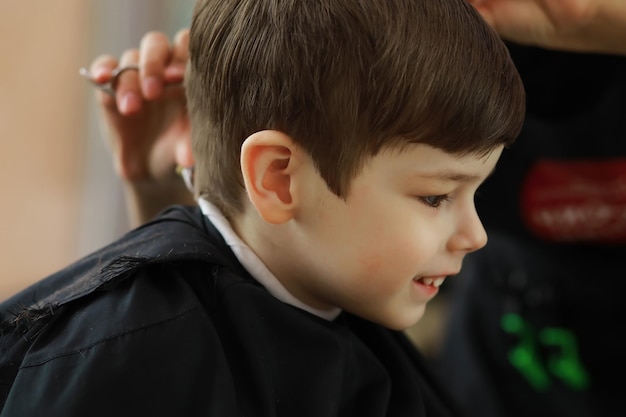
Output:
top-left (240, 130), bottom-right (300, 224)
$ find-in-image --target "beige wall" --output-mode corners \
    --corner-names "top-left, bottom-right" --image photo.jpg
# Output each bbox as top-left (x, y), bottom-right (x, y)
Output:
top-left (0, 1), bottom-right (89, 299)
top-left (0, 1), bottom-right (196, 301)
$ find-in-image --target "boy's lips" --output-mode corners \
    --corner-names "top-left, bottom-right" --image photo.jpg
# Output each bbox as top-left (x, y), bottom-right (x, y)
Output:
top-left (412, 271), bottom-right (459, 290)
top-left (411, 274), bottom-right (456, 299)
top-left (413, 273), bottom-right (456, 298)
top-left (414, 276), bottom-right (446, 287)
top-left (412, 277), bottom-right (442, 298)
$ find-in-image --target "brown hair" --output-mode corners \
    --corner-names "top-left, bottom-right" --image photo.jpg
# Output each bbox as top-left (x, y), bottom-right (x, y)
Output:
top-left (186, 0), bottom-right (525, 217)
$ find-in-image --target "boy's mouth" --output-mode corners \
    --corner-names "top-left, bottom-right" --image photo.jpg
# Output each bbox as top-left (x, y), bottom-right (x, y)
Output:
top-left (413, 276), bottom-right (445, 287)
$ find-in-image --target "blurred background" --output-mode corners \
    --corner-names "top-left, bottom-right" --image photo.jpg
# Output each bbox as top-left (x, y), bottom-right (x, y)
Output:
top-left (0, 0), bottom-right (194, 300)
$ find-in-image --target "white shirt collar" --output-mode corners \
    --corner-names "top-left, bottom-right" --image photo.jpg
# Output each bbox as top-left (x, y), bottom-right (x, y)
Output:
top-left (198, 198), bottom-right (341, 321)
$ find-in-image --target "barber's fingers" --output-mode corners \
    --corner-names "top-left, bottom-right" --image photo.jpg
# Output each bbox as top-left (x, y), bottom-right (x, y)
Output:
top-left (138, 29), bottom-right (189, 100)
top-left (173, 28), bottom-right (190, 59)
top-left (86, 50), bottom-right (142, 115)
top-left (88, 54), bottom-right (119, 84)
top-left (163, 29), bottom-right (189, 83)
top-left (83, 30), bottom-right (188, 113)
top-left (88, 55), bottom-right (119, 99)
top-left (85, 54), bottom-right (119, 106)
top-left (115, 49), bottom-right (142, 115)
top-left (138, 31), bottom-right (172, 100)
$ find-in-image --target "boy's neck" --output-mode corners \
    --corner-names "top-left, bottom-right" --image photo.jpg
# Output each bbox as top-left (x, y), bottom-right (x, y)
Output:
top-left (200, 198), bottom-right (342, 320)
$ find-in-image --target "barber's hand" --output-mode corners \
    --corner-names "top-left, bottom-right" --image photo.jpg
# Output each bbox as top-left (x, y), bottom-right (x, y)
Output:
top-left (86, 29), bottom-right (195, 227)
top-left (88, 29), bottom-right (193, 183)
top-left (470, 0), bottom-right (626, 55)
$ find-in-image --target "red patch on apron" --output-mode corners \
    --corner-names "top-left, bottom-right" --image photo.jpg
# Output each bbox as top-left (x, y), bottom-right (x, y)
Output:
top-left (521, 159), bottom-right (626, 243)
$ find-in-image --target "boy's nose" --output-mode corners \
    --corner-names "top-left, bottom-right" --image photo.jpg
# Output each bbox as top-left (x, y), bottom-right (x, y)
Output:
top-left (447, 209), bottom-right (488, 253)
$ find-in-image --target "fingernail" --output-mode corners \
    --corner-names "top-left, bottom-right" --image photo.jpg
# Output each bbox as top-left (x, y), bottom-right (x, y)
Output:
top-left (165, 65), bottom-right (185, 80)
top-left (90, 67), bottom-right (109, 82)
top-left (120, 92), bottom-right (141, 114)
top-left (142, 77), bottom-right (163, 100)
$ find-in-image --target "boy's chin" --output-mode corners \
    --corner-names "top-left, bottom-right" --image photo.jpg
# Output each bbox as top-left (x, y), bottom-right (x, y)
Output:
top-left (367, 305), bottom-right (427, 331)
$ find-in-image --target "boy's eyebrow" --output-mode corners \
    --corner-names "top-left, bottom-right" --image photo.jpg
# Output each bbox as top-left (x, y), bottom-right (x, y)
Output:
top-left (414, 166), bottom-right (497, 183)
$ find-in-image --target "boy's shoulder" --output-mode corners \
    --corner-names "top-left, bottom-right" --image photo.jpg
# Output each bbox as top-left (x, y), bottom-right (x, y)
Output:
top-left (0, 205), bottom-right (239, 359)
top-left (1, 205), bottom-right (228, 316)
top-left (0, 205), bottom-right (256, 415)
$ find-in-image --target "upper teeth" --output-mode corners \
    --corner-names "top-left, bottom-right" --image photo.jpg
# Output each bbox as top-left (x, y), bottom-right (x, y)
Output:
top-left (420, 277), bottom-right (445, 287)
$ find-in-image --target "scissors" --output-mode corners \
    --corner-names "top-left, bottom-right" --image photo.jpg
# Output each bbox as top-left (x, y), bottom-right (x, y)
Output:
top-left (78, 65), bottom-right (142, 96)
top-left (79, 65), bottom-right (185, 97)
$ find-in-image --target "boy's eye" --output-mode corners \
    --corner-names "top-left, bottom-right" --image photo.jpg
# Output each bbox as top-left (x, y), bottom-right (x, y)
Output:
top-left (418, 194), bottom-right (451, 208)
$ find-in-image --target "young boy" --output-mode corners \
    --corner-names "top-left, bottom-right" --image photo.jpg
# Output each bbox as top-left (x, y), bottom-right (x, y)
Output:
top-left (0, 0), bottom-right (524, 415)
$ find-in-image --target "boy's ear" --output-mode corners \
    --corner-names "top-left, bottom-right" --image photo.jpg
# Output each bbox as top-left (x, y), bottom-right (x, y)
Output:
top-left (240, 130), bottom-right (302, 224)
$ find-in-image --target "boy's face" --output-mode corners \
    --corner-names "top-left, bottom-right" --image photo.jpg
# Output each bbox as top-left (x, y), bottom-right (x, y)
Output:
top-left (279, 143), bottom-right (502, 330)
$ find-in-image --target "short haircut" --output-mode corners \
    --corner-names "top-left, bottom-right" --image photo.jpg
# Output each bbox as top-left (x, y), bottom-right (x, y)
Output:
top-left (186, 0), bottom-right (525, 218)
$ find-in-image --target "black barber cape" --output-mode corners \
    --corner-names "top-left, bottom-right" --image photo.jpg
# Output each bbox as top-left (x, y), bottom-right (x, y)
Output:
top-left (0, 205), bottom-right (460, 417)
